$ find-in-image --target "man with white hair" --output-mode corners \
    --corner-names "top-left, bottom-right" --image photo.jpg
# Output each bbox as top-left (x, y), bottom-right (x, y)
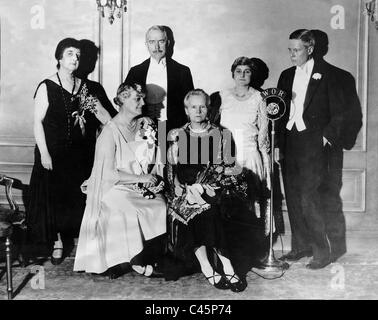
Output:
top-left (124, 25), bottom-right (194, 133)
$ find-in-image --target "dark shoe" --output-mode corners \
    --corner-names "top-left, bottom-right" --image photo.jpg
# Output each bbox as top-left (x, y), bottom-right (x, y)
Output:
top-left (108, 263), bottom-right (131, 279)
top-left (306, 257), bottom-right (331, 270)
top-left (279, 250), bottom-right (312, 262)
top-left (108, 266), bottom-right (126, 279)
top-left (225, 274), bottom-right (247, 293)
top-left (148, 265), bottom-right (165, 278)
top-left (205, 271), bottom-right (230, 290)
top-left (330, 250), bottom-right (346, 263)
top-left (51, 248), bottom-right (64, 265)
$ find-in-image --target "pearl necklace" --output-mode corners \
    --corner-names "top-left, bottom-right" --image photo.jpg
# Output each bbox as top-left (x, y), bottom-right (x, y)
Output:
top-left (117, 119), bottom-right (138, 135)
top-left (188, 122), bottom-right (210, 134)
top-left (57, 72), bottom-right (76, 146)
top-left (233, 88), bottom-right (250, 99)
top-left (126, 120), bottom-right (137, 132)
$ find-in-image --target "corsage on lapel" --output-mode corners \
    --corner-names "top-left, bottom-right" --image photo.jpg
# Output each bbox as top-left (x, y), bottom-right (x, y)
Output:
top-left (138, 119), bottom-right (158, 149)
top-left (312, 73), bottom-right (322, 80)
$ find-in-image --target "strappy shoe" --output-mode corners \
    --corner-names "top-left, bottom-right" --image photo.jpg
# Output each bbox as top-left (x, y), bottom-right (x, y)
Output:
top-left (132, 264), bottom-right (164, 278)
top-left (205, 271), bottom-right (230, 290)
top-left (51, 247), bottom-right (64, 265)
top-left (225, 274), bottom-right (247, 292)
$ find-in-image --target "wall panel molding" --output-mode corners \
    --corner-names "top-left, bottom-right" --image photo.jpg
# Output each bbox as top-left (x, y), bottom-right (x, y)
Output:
top-left (341, 169), bottom-right (366, 212)
top-left (0, 136), bottom-right (35, 147)
top-left (280, 168), bottom-right (366, 213)
top-left (351, 0), bottom-right (369, 152)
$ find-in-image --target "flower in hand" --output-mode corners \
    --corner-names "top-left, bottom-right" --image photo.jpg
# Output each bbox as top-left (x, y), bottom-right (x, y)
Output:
top-left (79, 83), bottom-right (98, 115)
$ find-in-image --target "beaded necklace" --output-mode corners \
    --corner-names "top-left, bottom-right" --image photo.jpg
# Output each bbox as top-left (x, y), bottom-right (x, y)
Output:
top-left (56, 72), bottom-right (76, 146)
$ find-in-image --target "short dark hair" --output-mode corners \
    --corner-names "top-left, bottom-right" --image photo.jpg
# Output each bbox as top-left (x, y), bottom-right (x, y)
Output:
top-left (231, 56), bottom-right (267, 88)
top-left (249, 57), bottom-right (269, 90)
top-left (55, 38), bottom-right (81, 69)
top-left (289, 29), bottom-right (315, 48)
top-left (230, 56), bottom-right (256, 76)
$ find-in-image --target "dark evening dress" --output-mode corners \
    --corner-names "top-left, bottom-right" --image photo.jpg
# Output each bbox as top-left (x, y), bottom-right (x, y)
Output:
top-left (26, 78), bottom-right (117, 252)
top-left (164, 123), bottom-right (230, 280)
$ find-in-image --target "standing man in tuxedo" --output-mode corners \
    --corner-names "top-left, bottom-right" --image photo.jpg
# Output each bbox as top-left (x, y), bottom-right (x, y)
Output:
top-left (123, 26), bottom-right (193, 270)
top-left (277, 29), bottom-right (362, 269)
top-left (124, 25), bottom-right (194, 133)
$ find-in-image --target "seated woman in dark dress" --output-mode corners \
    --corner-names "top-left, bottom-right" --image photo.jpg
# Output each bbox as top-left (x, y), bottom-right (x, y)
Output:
top-left (166, 89), bottom-right (246, 292)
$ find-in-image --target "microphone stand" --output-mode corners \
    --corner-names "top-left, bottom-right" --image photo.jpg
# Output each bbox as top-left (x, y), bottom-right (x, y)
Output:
top-left (259, 120), bottom-right (289, 272)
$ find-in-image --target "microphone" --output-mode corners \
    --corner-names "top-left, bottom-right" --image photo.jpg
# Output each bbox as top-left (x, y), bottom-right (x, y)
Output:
top-left (258, 88), bottom-right (289, 272)
top-left (261, 88), bottom-right (287, 121)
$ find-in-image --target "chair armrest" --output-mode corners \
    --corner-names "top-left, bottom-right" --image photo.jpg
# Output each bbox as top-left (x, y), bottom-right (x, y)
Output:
top-left (0, 175), bottom-right (19, 212)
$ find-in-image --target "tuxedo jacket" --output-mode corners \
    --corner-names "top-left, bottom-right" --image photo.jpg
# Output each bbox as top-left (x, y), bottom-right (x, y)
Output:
top-left (276, 58), bottom-right (362, 151)
top-left (124, 57), bottom-right (194, 131)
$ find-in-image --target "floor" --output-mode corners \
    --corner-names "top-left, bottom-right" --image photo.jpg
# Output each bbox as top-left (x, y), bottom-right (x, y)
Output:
top-left (1, 246), bottom-right (378, 300)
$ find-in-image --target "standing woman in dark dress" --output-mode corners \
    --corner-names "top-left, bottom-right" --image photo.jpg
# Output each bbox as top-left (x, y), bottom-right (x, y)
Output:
top-left (27, 38), bottom-right (113, 264)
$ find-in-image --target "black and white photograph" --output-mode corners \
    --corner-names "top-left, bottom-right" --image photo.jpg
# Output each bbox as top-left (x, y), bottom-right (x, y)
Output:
top-left (0, 0), bottom-right (377, 306)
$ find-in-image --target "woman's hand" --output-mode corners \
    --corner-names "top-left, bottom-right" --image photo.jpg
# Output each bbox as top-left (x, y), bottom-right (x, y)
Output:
top-left (173, 175), bottom-right (184, 196)
top-left (41, 152), bottom-right (53, 170)
top-left (203, 184), bottom-right (216, 197)
top-left (262, 152), bottom-right (271, 190)
top-left (93, 98), bottom-right (111, 125)
top-left (174, 184), bottom-right (184, 196)
top-left (139, 174), bottom-right (158, 188)
top-left (246, 150), bottom-right (264, 180)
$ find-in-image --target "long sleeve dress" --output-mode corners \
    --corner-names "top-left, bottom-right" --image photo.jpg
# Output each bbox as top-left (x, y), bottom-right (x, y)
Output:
top-left (74, 118), bottom-right (167, 274)
top-left (163, 122), bottom-right (233, 280)
top-left (209, 88), bottom-right (271, 276)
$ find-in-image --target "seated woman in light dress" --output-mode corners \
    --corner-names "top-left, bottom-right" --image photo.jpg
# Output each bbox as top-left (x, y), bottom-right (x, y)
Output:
top-left (209, 56), bottom-right (271, 278)
top-left (74, 83), bottom-right (166, 279)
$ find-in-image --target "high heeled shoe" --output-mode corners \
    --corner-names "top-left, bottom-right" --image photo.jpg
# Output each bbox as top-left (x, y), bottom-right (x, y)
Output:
top-left (225, 274), bottom-right (247, 292)
top-left (132, 264), bottom-right (164, 278)
top-left (108, 263), bottom-right (131, 279)
top-left (51, 247), bottom-right (64, 265)
top-left (205, 271), bottom-right (230, 290)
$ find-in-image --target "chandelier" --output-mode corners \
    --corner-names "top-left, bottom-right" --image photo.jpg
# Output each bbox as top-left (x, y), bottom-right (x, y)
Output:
top-left (96, 0), bottom-right (128, 24)
top-left (365, 0), bottom-right (378, 30)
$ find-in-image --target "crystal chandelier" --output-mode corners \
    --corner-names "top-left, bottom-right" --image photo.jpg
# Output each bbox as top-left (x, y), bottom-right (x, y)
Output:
top-left (96, 0), bottom-right (128, 24)
top-left (365, 0), bottom-right (378, 30)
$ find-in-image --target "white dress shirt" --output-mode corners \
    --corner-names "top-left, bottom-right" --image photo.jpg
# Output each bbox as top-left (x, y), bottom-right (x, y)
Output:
top-left (286, 58), bottom-right (314, 131)
top-left (146, 57), bottom-right (168, 121)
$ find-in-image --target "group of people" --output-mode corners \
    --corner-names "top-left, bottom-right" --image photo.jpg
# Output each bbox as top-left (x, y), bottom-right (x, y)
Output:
top-left (25, 25), bottom-right (362, 293)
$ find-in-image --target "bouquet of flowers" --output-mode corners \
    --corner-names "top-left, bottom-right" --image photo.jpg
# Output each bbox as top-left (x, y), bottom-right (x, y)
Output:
top-left (137, 120), bottom-right (158, 149)
top-left (168, 162), bottom-right (243, 225)
top-left (72, 83), bottom-right (98, 136)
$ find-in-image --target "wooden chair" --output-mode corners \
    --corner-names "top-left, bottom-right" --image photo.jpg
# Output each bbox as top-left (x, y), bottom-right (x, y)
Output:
top-left (0, 174), bottom-right (27, 300)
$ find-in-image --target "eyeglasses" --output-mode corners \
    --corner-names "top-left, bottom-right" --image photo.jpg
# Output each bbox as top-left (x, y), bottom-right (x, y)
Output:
top-left (146, 39), bottom-right (167, 46)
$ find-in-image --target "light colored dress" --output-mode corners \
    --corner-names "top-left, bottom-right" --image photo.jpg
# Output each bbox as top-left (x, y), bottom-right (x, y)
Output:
top-left (219, 88), bottom-right (269, 168)
top-left (74, 118), bottom-right (166, 274)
